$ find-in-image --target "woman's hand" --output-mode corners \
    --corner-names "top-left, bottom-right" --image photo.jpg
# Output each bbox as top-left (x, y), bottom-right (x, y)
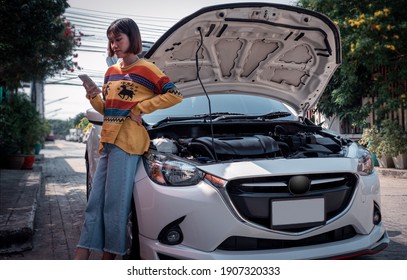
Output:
top-left (83, 82), bottom-right (101, 99)
top-left (129, 111), bottom-right (143, 126)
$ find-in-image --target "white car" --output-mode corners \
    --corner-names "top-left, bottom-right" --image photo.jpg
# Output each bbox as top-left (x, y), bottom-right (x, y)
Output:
top-left (86, 3), bottom-right (388, 260)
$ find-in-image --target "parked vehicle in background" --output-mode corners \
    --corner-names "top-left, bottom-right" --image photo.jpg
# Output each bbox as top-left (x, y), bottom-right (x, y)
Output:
top-left (45, 133), bottom-right (55, 142)
top-left (65, 128), bottom-right (83, 142)
top-left (86, 3), bottom-right (388, 260)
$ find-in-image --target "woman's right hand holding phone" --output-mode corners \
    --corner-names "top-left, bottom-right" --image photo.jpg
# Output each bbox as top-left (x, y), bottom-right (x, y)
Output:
top-left (79, 74), bottom-right (101, 99)
top-left (84, 82), bottom-right (101, 99)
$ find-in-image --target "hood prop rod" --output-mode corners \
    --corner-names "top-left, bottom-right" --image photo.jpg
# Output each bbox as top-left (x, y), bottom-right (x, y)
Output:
top-left (196, 26), bottom-right (218, 162)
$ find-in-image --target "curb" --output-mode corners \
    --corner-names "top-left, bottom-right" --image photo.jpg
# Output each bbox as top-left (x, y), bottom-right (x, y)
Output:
top-left (0, 166), bottom-right (42, 254)
top-left (375, 167), bottom-right (407, 179)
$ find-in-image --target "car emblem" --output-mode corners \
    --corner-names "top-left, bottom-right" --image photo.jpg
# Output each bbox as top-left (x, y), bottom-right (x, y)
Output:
top-left (288, 175), bottom-right (311, 195)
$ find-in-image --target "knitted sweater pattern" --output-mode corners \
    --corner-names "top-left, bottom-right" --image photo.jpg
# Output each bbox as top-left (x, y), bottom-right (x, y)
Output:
top-left (90, 58), bottom-right (182, 154)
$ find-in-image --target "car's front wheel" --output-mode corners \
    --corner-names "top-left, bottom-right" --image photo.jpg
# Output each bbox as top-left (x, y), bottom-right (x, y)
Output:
top-left (85, 151), bottom-right (92, 201)
top-left (123, 198), bottom-right (141, 260)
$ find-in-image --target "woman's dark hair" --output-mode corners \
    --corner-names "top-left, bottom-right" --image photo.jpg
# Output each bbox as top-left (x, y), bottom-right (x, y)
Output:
top-left (107, 18), bottom-right (142, 56)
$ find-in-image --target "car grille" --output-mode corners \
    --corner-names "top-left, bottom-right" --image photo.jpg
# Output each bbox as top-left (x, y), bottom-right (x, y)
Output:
top-left (218, 225), bottom-right (357, 251)
top-left (226, 173), bottom-right (358, 232)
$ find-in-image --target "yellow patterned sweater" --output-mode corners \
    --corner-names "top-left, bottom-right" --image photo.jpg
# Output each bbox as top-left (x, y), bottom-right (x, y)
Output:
top-left (89, 58), bottom-right (182, 154)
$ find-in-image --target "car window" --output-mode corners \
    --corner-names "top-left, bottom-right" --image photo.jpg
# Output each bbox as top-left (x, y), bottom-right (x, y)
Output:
top-left (143, 94), bottom-right (296, 124)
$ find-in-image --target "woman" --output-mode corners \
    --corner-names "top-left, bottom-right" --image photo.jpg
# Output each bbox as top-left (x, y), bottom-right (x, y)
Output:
top-left (75, 18), bottom-right (182, 260)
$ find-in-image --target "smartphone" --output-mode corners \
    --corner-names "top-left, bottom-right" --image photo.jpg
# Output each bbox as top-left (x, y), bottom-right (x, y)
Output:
top-left (78, 74), bottom-right (99, 89)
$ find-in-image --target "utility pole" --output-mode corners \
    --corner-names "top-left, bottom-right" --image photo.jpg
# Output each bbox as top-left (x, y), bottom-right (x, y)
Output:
top-left (30, 80), bottom-right (45, 117)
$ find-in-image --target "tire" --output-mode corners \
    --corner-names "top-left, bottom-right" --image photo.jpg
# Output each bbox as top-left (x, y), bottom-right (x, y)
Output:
top-left (85, 151), bottom-right (92, 201)
top-left (123, 198), bottom-right (141, 260)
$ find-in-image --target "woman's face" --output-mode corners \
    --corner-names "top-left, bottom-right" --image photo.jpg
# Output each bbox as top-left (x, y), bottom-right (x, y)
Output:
top-left (108, 32), bottom-right (130, 58)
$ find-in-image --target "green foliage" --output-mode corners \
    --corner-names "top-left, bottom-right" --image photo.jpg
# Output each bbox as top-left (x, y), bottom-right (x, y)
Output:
top-left (47, 118), bottom-right (74, 138)
top-left (0, 102), bottom-right (21, 155)
top-left (76, 117), bottom-right (89, 129)
top-left (76, 116), bottom-right (92, 134)
top-left (359, 120), bottom-right (407, 157)
top-left (73, 112), bottom-right (86, 127)
top-left (359, 126), bottom-right (382, 155)
top-left (0, 93), bottom-right (48, 155)
top-left (297, 0), bottom-right (407, 127)
top-left (0, 0), bottom-right (83, 91)
top-left (377, 120), bottom-right (407, 157)
top-left (46, 112), bottom-right (86, 138)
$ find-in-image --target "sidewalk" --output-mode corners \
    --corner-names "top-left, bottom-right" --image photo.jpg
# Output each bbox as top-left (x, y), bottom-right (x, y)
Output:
top-left (0, 157), bottom-right (42, 254)
top-left (1, 155), bottom-right (407, 254)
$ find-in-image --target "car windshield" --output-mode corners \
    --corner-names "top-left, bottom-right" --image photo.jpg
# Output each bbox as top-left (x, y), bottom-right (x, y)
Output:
top-left (143, 93), bottom-right (296, 124)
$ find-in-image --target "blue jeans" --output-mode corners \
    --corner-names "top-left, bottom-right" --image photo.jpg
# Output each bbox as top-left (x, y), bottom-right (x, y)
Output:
top-left (77, 143), bottom-right (141, 255)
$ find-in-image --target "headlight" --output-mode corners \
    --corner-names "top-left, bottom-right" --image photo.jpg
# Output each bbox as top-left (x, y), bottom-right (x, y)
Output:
top-left (357, 147), bottom-right (374, 176)
top-left (144, 153), bottom-right (204, 186)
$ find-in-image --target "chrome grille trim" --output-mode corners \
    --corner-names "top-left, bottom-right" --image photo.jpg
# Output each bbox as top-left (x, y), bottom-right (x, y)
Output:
top-left (241, 182), bottom-right (288, 187)
top-left (311, 177), bottom-right (346, 185)
top-left (224, 173), bottom-right (358, 233)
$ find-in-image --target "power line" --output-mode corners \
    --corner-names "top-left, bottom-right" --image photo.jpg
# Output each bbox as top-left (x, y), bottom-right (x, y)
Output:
top-left (65, 7), bottom-right (175, 39)
top-left (66, 7), bottom-right (179, 24)
top-left (45, 97), bottom-right (69, 105)
top-left (46, 7), bottom-right (176, 85)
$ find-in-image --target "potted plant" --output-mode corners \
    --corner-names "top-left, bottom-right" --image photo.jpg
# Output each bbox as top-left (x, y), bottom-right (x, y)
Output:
top-left (0, 101), bottom-right (24, 169)
top-left (377, 120), bottom-right (407, 169)
top-left (359, 122), bottom-right (394, 168)
top-left (24, 120), bottom-right (49, 169)
top-left (359, 126), bottom-right (382, 166)
top-left (0, 92), bottom-right (47, 169)
top-left (18, 94), bottom-right (48, 169)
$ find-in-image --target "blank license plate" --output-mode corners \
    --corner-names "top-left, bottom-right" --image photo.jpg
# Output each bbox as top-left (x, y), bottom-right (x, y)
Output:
top-left (271, 198), bottom-right (325, 229)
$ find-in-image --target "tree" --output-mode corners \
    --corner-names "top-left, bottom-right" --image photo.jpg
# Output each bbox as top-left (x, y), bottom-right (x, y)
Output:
top-left (47, 118), bottom-right (73, 139)
top-left (0, 0), bottom-right (83, 91)
top-left (47, 112), bottom-right (87, 139)
top-left (297, 0), bottom-right (406, 127)
top-left (73, 112), bottom-right (86, 127)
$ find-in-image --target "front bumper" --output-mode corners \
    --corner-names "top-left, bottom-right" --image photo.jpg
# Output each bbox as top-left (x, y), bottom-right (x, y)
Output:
top-left (139, 226), bottom-right (388, 260)
top-left (133, 158), bottom-right (388, 260)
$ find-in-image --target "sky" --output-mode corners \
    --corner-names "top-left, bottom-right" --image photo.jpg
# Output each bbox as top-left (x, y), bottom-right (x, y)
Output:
top-left (45, 0), bottom-right (293, 120)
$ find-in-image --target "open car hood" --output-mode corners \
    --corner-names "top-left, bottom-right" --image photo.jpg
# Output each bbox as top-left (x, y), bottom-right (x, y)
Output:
top-left (145, 2), bottom-right (341, 115)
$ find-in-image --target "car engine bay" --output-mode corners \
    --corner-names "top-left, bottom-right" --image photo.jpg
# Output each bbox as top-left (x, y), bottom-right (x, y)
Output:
top-left (148, 119), bottom-right (352, 164)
